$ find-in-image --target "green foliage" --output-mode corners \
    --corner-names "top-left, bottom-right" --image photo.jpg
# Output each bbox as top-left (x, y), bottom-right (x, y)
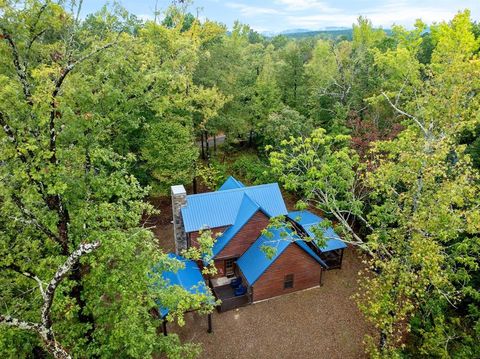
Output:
top-left (269, 13), bottom-right (480, 357)
top-left (357, 10), bottom-right (480, 357)
top-left (269, 128), bottom-right (367, 247)
top-left (196, 160), bottom-right (227, 191)
top-left (230, 153), bottom-right (272, 185)
top-left (181, 230), bottom-right (220, 276)
top-left (141, 121), bottom-right (198, 195)
top-left (260, 105), bottom-right (313, 149)
top-left (0, 1), bottom-right (217, 357)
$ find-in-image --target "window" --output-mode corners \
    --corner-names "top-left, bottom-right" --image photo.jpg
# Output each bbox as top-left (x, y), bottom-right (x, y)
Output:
top-left (225, 258), bottom-right (236, 277)
top-left (284, 274), bottom-right (294, 289)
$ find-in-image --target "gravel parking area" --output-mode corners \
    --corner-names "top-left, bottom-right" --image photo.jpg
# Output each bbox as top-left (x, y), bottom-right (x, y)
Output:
top-left (147, 196), bottom-right (374, 358)
top-left (170, 247), bottom-right (373, 359)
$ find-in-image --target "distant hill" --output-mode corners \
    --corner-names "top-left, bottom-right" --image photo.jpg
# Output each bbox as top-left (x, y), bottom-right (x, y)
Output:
top-left (262, 27), bottom-right (391, 41)
top-left (284, 28), bottom-right (354, 40)
top-left (279, 28), bottom-right (315, 35)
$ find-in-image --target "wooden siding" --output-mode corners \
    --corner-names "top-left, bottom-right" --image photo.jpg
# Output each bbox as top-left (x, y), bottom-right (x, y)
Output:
top-left (252, 243), bottom-right (322, 302)
top-left (216, 211), bottom-right (270, 259)
top-left (189, 226), bottom-right (228, 248)
top-left (213, 259), bottom-right (226, 277)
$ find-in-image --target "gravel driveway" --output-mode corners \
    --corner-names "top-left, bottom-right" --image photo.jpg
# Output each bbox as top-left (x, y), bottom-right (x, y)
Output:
top-left (171, 247), bottom-right (373, 359)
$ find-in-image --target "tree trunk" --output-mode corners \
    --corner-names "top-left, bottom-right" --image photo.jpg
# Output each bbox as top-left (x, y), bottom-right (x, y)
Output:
top-left (205, 130), bottom-right (210, 161)
top-left (69, 266), bottom-right (95, 342)
top-left (213, 135), bottom-right (216, 154)
top-left (200, 132), bottom-right (205, 160)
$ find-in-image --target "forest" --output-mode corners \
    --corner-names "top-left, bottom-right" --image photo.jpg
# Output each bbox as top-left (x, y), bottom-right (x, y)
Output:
top-left (0, 0), bottom-right (479, 358)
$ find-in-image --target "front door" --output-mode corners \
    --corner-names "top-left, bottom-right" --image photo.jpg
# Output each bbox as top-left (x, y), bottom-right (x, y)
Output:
top-left (224, 258), bottom-right (237, 277)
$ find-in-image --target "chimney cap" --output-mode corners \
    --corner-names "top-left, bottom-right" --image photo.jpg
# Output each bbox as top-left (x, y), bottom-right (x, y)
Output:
top-left (171, 185), bottom-right (187, 196)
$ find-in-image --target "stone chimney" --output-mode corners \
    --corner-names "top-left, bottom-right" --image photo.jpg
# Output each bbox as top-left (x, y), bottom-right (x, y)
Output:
top-left (171, 185), bottom-right (187, 255)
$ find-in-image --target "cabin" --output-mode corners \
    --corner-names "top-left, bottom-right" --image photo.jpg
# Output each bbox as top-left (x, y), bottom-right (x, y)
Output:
top-left (170, 177), bottom-right (346, 312)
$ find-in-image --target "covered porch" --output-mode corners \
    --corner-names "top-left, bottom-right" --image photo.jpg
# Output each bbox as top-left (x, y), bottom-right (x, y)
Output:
top-left (287, 210), bottom-right (347, 270)
top-left (158, 253), bottom-right (215, 335)
top-left (210, 276), bottom-right (250, 312)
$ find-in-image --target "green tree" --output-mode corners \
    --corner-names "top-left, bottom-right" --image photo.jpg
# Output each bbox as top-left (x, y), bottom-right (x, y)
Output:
top-left (360, 11), bottom-right (480, 357)
top-left (0, 2), bottom-right (215, 357)
top-left (260, 106), bottom-right (312, 149)
top-left (269, 128), bottom-right (368, 249)
top-left (276, 40), bottom-right (307, 111)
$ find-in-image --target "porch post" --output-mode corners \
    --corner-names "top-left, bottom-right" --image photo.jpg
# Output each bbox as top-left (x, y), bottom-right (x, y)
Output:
top-left (207, 313), bottom-right (213, 333)
top-left (339, 249), bottom-right (345, 269)
top-left (319, 268), bottom-right (324, 286)
top-left (162, 318), bottom-right (167, 336)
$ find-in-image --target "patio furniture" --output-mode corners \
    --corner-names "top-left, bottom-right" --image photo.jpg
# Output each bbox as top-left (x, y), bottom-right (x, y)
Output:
top-left (230, 277), bottom-right (242, 288)
top-left (234, 285), bottom-right (247, 296)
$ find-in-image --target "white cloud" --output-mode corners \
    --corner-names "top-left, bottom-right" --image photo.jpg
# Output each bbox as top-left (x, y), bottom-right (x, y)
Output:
top-left (226, 2), bottom-right (282, 16)
top-left (216, 0), bottom-right (480, 32)
top-left (360, 1), bottom-right (465, 28)
top-left (282, 0), bottom-right (474, 29)
top-left (275, 0), bottom-right (340, 13)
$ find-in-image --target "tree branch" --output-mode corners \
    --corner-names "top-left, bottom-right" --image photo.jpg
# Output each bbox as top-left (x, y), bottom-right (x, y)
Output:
top-left (0, 111), bottom-right (29, 162)
top-left (0, 315), bottom-right (43, 332)
top-left (2, 263), bottom-right (46, 299)
top-left (11, 194), bottom-right (60, 242)
top-left (0, 27), bottom-right (32, 103)
top-left (0, 241), bottom-right (100, 359)
top-left (41, 241), bottom-right (100, 329)
top-left (49, 41), bottom-right (117, 164)
top-left (382, 92), bottom-right (428, 136)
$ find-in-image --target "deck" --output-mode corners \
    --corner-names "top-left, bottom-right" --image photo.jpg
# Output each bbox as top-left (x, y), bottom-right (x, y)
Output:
top-left (210, 280), bottom-right (249, 312)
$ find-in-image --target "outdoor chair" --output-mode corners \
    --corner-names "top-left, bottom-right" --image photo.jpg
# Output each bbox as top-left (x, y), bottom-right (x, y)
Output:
top-left (234, 285), bottom-right (247, 296)
top-left (230, 277), bottom-right (242, 288)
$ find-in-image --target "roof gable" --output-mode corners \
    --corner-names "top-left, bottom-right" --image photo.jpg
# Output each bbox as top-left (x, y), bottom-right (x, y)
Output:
top-left (218, 176), bottom-right (245, 191)
top-left (211, 193), bottom-right (261, 257)
top-left (236, 227), bottom-right (325, 285)
top-left (288, 211), bottom-right (347, 252)
top-left (181, 182), bottom-right (288, 233)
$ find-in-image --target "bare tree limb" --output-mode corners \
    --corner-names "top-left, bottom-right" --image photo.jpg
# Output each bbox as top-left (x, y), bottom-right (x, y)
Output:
top-left (382, 92), bottom-right (428, 136)
top-left (0, 241), bottom-right (100, 359)
top-left (2, 263), bottom-right (46, 299)
top-left (41, 241), bottom-right (100, 329)
top-left (0, 315), bottom-right (43, 332)
top-left (0, 27), bottom-right (32, 103)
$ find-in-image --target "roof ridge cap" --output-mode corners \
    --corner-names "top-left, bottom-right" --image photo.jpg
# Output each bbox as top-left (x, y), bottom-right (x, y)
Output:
top-left (186, 182), bottom-right (280, 199)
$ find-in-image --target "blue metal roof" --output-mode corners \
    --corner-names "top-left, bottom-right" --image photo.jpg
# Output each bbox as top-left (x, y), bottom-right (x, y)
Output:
top-left (295, 240), bottom-right (328, 268)
top-left (237, 227), bottom-right (325, 285)
top-left (181, 183), bottom-right (288, 233)
top-left (288, 211), bottom-right (347, 252)
top-left (159, 253), bottom-right (210, 317)
top-left (211, 193), bottom-right (261, 257)
top-left (218, 176), bottom-right (245, 191)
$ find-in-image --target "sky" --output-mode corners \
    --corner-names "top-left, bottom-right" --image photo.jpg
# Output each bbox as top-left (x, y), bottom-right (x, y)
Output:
top-left (80, 0), bottom-right (480, 33)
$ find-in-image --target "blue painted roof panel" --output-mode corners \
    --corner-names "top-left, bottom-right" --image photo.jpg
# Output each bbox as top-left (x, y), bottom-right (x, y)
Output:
top-left (236, 227), bottom-right (292, 285)
top-left (181, 183), bottom-right (288, 233)
top-left (237, 227), bottom-right (325, 285)
top-left (287, 211), bottom-right (347, 252)
top-left (218, 176), bottom-right (245, 191)
top-left (159, 253), bottom-right (209, 317)
top-left (211, 193), bottom-right (260, 257)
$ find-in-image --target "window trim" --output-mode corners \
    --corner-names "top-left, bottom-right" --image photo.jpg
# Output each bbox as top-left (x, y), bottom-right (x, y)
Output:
top-left (224, 258), bottom-right (236, 277)
top-left (284, 274), bottom-right (294, 289)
